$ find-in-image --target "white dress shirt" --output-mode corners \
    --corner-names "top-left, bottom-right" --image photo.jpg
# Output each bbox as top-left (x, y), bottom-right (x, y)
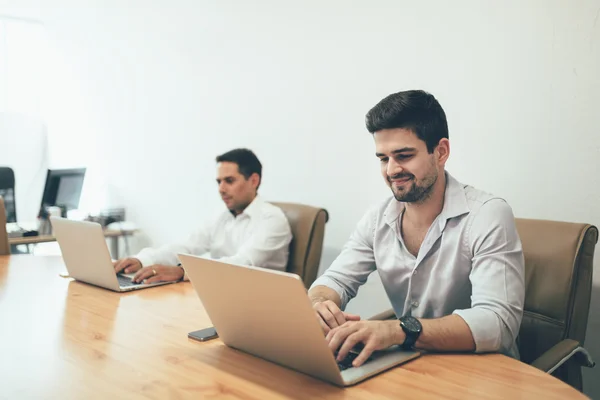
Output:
top-left (311, 172), bottom-right (525, 358)
top-left (135, 196), bottom-right (292, 274)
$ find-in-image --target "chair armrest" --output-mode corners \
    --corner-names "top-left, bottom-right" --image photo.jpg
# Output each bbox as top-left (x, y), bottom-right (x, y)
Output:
top-left (368, 308), bottom-right (396, 321)
top-left (531, 338), bottom-right (596, 373)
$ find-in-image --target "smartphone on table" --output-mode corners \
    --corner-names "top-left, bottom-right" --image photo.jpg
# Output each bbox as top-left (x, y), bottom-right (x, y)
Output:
top-left (188, 326), bottom-right (218, 342)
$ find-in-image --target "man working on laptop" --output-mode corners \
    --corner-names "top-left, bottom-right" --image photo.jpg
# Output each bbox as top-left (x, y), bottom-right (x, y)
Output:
top-left (309, 90), bottom-right (525, 368)
top-left (114, 148), bottom-right (292, 283)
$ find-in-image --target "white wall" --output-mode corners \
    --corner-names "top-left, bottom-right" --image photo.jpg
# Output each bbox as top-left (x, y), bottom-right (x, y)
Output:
top-left (0, 113), bottom-right (49, 222)
top-left (1, 0), bottom-right (599, 395)
top-left (0, 17), bottom-right (49, 222)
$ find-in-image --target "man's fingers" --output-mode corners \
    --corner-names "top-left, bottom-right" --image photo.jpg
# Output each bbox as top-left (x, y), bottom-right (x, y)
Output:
top-left (133, 268), bottom-right (153, 283)
top-left (343, 312), bottom-right (361, 321)
top-left (352, 344), bottom-right (375, 367)
top-left (143, 274), bottom-right (163, 284)
top-left (315, 313), bottom-right (331, 334)
top-left (144, 270), bottom-right (181, 284)
top-left (115, 259), bottom-right (135, 273)
top-left (327, 324), bottom-right (358, 354)
top-left (325, 328), bottom-right (342, 352)
top-left (315, 304), bottom-right (339, 330)
top-left (124, 263), bottom-right (141, 274)
top-left (114, 260), bottom-right (126, 272)
top-left (115, 258), bottom-right (142, 273)
top-left (132, 269), bottom-right (144, 281)
top-left (325, 302), bottom-right (346, 327)
top-left (335, 331), bottom-right (363, 361)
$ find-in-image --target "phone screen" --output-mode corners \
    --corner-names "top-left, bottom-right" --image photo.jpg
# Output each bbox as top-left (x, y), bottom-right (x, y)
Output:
top-left (188, 327), bottom-right (218, 342)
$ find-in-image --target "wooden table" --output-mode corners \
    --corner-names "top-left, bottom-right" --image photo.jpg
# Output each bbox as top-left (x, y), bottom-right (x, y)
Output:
top-left (0, 255), bottom-right (587, 399)
top-left (8, 228), bottom-right (137, 257)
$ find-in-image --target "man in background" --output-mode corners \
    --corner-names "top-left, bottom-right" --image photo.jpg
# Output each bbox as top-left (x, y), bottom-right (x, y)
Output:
top-left (114, 148), bottom-right (292, 283)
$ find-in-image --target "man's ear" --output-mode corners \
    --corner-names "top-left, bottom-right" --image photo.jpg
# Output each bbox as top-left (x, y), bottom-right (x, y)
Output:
top-left (250, 172), bottom-right (260, 188)
top-left (435, 138), bottom-right (450, 165)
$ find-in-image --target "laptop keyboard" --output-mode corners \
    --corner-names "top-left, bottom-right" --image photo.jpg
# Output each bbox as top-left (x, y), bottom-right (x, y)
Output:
top-left (336, 351), bottom-right (373, 371)
top-left (117, 275), bottom-right (141, 287)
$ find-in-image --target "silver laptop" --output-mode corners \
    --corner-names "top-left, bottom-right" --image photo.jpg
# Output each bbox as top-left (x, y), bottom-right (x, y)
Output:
top-left (51, 217), bottom-right (173, 292)
top-left (179, 253), bottom-right (420, 386)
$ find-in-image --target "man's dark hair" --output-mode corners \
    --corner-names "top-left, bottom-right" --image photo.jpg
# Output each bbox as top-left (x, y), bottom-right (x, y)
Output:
top-left (216, 148), bottom-right (262, 188)
top-left (365, 90), bottom-right (449, 153)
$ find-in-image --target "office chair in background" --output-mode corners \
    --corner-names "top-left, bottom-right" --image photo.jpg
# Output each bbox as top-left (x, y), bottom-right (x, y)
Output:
top-left (271, 202), bottom-right (329, 289)
top-left (0, 197), bottom-right (9, 255)
top-left (515, 218), bottom-right (597, 391)
top-left (0, 167), bottom-right (24, 253)
top-left (0, 166), bottom-right (37, 253)
top-left (0, 167), bottom-right (16, 223)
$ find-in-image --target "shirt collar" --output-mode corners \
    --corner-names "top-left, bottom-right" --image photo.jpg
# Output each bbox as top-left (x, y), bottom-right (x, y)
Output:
top-left (440, 172), bottom-right (470, 220)
top-left (234, 194), bottom-right (264, 219)
top-left (383, 171), bottom-right (470, 225)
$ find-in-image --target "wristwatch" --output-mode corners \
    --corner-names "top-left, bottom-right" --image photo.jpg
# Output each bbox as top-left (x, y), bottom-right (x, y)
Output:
top-left (176, 263), bottom-right (186, 282)
top-left (399, 316), bottom-right (422, 350)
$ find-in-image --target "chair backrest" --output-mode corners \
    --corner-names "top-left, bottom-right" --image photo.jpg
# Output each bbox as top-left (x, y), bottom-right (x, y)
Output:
top-left (271, 202), bottom-right (329, 288)
top-left (0, 197), bottom-right (9, 255)
top-left (0, 167), bottom-right (16, 223)
top-left (516, 218), bottom-right (598, 367)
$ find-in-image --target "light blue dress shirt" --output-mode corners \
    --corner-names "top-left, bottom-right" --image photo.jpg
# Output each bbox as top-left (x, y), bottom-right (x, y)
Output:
top-left (311, 172), bottom-right (525, 358)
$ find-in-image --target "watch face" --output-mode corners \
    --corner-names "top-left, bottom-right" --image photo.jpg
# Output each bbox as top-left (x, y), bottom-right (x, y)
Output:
top-left (401, 317), bottom-right (422, 333)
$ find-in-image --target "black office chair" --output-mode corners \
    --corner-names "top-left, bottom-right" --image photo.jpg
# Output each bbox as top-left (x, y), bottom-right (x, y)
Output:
top-left (0, 167), bottom-right (30, 254)
top-left (0, 167), bottom-right (16, 223)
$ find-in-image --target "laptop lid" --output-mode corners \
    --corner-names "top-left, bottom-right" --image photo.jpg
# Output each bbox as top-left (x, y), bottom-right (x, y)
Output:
top-left (179, 253), bottom-right (345, 386)
top-left (50, 217), bottom-right (121, 291)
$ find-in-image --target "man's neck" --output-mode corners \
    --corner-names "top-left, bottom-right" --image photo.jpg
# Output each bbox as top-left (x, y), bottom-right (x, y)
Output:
top-left (403, 171), bottom-right (447, 227)
top-left (229, 194), bottom-right (258, 217)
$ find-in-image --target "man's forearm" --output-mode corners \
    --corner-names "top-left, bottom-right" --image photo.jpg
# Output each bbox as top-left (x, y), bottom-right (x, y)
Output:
top-left (416, 314), bottom-right (475, 352)
top-left (308, 285), bottom-right (341, 307)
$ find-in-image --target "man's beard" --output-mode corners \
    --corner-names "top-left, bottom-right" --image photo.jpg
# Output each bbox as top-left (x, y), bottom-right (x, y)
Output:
top-left (389, 171), bottom-right (438, 203)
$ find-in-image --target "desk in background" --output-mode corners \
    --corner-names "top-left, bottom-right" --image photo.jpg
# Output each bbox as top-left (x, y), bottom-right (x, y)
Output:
top-left (0, 255), bottom-right (587, 400)
top-left (7, 227), bottom-right (137, 257)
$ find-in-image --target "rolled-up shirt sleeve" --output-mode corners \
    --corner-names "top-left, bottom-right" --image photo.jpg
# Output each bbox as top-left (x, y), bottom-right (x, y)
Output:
top-left (453, 199), bottom-right (525, 356)
top-left (310, 209), bottom-right (377, 309)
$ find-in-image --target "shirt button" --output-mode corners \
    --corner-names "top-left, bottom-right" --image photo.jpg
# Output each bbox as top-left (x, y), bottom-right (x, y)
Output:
top-left (412, 301), bottom-right (419, 308)
top-left (412, 270), bottom-right (417, 275)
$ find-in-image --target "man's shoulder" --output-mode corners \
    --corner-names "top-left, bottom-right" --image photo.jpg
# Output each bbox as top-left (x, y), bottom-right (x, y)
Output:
top-left (357, 196), bottom-right (399, 229)
top-left (241, 196), bottom-right (288, 221)
top-left (460, 183), bottom-right (516, 231)
top-left (462, 183), bottom-right (510, 213)
top-left (261, 201), bottom-right (289, 218)
top-left (259, 202), bottom-right (293, 234)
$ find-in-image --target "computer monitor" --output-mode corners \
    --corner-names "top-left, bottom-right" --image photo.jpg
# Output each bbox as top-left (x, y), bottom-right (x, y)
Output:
top-left (40, 168), bottom-right (86, 212)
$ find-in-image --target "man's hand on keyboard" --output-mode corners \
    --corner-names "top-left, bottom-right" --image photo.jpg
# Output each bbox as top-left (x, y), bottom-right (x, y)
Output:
top-left (326, 320), bottom-right (406, 368)
top-left (132, 265), bottom-right (185, 284)
top-left (113, 257), bottom-right (142, 274)
top-left (312, 300), bottom-right (360, 334)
